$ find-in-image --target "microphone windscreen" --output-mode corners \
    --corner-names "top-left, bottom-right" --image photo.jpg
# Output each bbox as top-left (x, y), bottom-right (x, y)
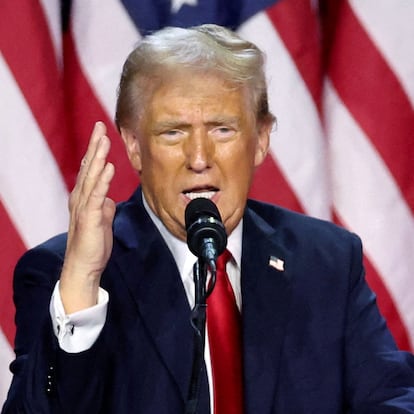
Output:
top-left (185, 198), bottom-right (221, 231)
top-left (185, 198), bottom-right (227, 258)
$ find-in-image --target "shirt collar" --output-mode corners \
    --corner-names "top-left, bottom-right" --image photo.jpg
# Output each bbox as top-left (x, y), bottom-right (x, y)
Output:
top-left (142, 194), bottom-right (243, 274)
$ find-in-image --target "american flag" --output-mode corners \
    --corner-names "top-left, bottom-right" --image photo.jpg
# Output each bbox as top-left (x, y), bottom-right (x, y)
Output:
top-left (1, 0), bottom-right (413, 405)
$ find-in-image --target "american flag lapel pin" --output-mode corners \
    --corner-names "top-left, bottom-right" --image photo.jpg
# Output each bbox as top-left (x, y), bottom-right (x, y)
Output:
top-left (268, 255), bottom-right (285, 272)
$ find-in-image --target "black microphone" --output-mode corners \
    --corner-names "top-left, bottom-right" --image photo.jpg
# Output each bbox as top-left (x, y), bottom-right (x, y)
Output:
top-left (185, 198), bottom-right (227, 266)
top-left (185, 197), bottom-right (227, 414)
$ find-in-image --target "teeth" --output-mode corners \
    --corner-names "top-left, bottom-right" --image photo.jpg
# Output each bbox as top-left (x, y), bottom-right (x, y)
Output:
top-left (186, 191), bottom-right (216, 200)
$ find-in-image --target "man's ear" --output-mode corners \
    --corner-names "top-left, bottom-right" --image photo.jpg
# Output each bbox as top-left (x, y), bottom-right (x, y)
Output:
top-left (254, 119), bottom-right (272, 167)
top-left (120, 127), bottom-right (142, 172)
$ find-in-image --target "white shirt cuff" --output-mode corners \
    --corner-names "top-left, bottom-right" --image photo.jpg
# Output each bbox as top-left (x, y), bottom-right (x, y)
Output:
top-left (50, 281), bottom-right (108, 353)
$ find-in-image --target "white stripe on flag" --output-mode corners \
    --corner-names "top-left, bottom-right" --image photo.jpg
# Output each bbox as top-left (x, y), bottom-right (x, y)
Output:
top-left (38, 0), bottom-right (63, 68)
top-left (0, 53), bottom-right (69, 248)
top-left (326, 81), bottom-right (414, 345)
top-left (71, 0), bottom-right (141, 118)
top-left (350, 0), bottom-right (414, 107)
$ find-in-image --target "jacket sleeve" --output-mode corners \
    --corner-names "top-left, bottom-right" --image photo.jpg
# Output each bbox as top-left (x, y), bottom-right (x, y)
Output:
top-left (344, 234), bottom-right (414, 412)
top-left (2, 240), bottom-right (108, 414)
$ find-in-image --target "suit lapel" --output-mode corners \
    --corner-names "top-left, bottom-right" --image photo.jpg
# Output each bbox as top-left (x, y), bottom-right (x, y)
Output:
top-left (111, 189), bottom-right (204, 406)
top-left (241, 206), bottom-right (293, 414)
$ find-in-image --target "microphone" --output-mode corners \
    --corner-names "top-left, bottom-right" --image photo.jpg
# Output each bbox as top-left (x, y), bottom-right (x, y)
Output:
top-left (185, 198), bottom-right (227, 266)
top-left (185, 198), bottom-right (227, 413)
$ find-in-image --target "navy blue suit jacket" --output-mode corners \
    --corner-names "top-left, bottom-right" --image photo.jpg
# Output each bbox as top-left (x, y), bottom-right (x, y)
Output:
top-left (3, 188), bottom-right (414, 413)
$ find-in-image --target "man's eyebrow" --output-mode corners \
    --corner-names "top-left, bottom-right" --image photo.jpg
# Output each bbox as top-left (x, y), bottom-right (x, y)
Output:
top-left (152, 120), bottom-right (190, 130)
top-left (206, 116), bottom-right (240, 126)
top-left (152, 116), bottom-right (241, 130)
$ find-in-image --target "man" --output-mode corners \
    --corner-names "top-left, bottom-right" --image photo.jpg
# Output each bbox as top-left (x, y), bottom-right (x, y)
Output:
top-left (3, 24), bottom-right (414, 413)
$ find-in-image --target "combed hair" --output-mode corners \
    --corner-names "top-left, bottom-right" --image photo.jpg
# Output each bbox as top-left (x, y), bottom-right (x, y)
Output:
top-left (115, 24), bottom-right (275, 130)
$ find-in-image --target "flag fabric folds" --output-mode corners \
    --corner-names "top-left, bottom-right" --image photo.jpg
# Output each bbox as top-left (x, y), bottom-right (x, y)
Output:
top-left (1, 0), bottom-right (413, 404)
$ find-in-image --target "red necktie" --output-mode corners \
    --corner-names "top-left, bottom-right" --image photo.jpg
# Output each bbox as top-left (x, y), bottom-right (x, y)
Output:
top-left (207, 250), bottom-right (244, 414)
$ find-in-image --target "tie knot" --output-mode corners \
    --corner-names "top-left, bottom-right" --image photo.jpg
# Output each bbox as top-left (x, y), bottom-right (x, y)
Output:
top-left (216, 249), bottom-right (232, 272)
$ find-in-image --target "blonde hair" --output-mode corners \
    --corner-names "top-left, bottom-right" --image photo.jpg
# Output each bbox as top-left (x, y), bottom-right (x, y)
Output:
top-left (115, 24), bottom-right (275, 130)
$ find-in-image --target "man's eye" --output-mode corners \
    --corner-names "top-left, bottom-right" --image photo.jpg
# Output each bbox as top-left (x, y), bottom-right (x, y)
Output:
top-left (210, 126), bottom-right (236, 140)
top-left (164, 130), bottom-right (180, 136)
top-left (159, 129), bottom-right (184, 143)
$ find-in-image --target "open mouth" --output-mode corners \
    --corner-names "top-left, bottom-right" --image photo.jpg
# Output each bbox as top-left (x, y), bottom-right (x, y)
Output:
top-left (183, 188), bottom-right (218, 200)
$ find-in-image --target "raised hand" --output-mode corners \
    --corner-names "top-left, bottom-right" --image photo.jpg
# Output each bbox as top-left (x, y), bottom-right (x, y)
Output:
top-left (59, 122), bottom-right (116, 313)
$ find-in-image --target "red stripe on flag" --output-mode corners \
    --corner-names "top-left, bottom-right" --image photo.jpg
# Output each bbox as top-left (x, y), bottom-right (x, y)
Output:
top-left (266, 0), bottom-right (323, 110)
top-left (250, 155), bottom-right (304, 213)
top-left (0, 203), bottom-right (27, 345)
top-left (328, 2), bottom-right (414, 213)
top-left (0, 0), bottom-right (72, 189)
top-left (63, 28), bottom-right (138, 201)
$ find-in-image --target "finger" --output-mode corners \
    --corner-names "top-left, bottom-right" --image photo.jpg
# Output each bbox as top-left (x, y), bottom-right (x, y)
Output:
top-left (69, 123), bottom-right (109, 212)
top-left (67, 158), bottom-right (115, 240)
top-left (87, 161), bottom-right (115, 211)
top-left (76, 121), bottom-right (107, 187)
top-left (67, 160), bottom-right (115, 246)
top-left (80, 134), bottom-right (112, 201)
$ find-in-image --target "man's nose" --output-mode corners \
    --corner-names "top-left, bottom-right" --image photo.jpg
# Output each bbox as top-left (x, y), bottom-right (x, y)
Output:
top-left (184, 131), bottom-right (214, 172)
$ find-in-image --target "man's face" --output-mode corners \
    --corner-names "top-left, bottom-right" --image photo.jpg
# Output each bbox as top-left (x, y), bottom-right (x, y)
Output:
top-left (122, 72), bottom-right (271, 240)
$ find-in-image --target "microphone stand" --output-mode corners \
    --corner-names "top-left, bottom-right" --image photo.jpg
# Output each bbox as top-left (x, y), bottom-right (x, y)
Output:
top-left (185, 258), bottom-right (214, 414)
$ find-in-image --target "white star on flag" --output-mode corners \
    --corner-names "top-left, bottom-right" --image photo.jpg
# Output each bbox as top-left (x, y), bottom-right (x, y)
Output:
top-left (171, 0), bottom-right (198, 14)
